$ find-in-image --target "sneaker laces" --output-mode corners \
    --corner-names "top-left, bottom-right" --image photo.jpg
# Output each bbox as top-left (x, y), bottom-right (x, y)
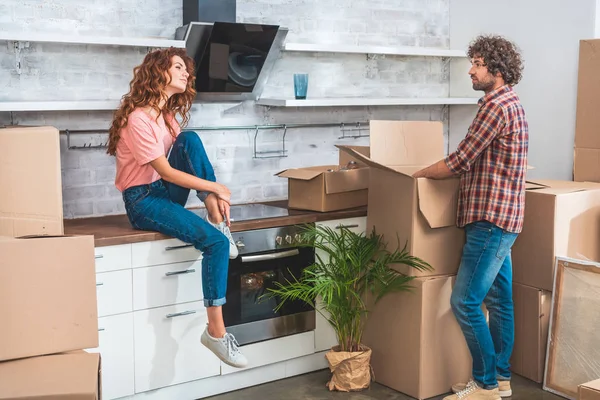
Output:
top-left (457, 380), bottom-right (478, 399)
top-left (223, 333), bottom-right (242, 358)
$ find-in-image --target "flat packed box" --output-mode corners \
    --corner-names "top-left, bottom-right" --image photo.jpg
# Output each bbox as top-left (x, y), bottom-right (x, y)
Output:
top-left (510, 282), bottom-right (551, 383)
top-left (277, 146), bottom-right (370, 212)
top-left (0, 126), bottom-right (64, 237)
top-left (0, 351), bottom-right (101, 400)
top-left (363, 275), bottom-right (471, 400)
top-left (579, 379), bottom-right (600, 400)
top-left (574, 39), bottom-right (600, 182)
top-left (0, 235), bottom-right (98, 361)
top-left (511, 180), bottom-right (600, 291)
top-left (339, 120), bottom-right (464, 276)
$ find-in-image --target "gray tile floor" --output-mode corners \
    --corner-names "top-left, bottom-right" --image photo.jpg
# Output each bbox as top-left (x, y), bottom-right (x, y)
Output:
top-left (205, 369), bottom-right (565, 400)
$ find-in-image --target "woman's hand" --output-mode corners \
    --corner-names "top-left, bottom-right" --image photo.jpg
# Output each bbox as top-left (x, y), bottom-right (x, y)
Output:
top-left (218, 199), bottom-right (231, 227)
top-left (211, 182), bottom-right (231, 204)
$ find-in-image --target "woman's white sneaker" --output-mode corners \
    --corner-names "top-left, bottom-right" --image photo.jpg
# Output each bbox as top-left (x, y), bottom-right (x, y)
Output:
top-left (200, 326), bottom-right (248, 368)
top-left (204, 215), bottom-right (238, 259)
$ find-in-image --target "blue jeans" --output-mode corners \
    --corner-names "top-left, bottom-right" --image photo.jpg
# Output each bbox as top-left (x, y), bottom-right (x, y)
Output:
top-left (122, 131), bottom-right (229, 307)
top-left (450, 220), bottom-right (519, 389)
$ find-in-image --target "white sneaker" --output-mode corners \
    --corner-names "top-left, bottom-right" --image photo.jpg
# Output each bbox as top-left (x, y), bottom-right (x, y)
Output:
top-left (200, 326), bottom-right (248, 368)
top-left (205, 215), bottom-right (238, 259)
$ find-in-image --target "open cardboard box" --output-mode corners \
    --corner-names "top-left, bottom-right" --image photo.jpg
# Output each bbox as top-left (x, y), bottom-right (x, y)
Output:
top-left (276, 146), bottom-right (370, 212)
top-left (338, 120), bottom-right (464, 276)
top-left (0, 351), bottom-right (101, 400)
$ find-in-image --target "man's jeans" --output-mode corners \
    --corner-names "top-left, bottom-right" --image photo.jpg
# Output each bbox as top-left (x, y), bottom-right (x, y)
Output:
top-left (450, 220), bottom-right (519, 389)
top-left (122, 131), bottom-right (229, 307)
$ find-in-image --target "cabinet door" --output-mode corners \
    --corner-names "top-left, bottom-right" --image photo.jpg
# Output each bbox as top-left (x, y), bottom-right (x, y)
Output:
top-left (96, 269), bottom-right (133, 317)
top-left (132, 238), bottom-right (201, 268)
top-left (94, 244), bottom-right (132, 273)
top-left (133, 301), bottom-right (220, 393)
top-left (88, 313), bottom-right (135, 400)
top-left (132, 259), bottom-right (203, 311)
top-left (314, 217), bottom-right (366, 352)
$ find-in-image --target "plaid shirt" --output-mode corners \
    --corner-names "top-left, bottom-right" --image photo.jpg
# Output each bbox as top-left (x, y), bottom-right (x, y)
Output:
top-left (444, 85), bottom-right (529, 233)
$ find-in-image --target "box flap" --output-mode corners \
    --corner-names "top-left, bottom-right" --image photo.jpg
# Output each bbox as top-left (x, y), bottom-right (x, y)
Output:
top-left (526, 179), bottom-right (600, 195)
top-left (416, 178), bottom-right (460, 228)
top-left (369, 120), bottom-right (444, 166)
top-left (0, 352), bottom-right (100, 399)
top-left (276, 166), bottom-right (334, 181)
top-left (582, 379), bottom-right (600, 392)
top-left (324, 167), bottom-right (369, 194)
top-left (339, 145), bottom-right (370, 166)
top-left (337, 145), bottom-right (427, 176)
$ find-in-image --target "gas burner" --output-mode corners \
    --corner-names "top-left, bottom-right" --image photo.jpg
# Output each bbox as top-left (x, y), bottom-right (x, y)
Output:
top-left (191, 203), bottom-right (289, 222)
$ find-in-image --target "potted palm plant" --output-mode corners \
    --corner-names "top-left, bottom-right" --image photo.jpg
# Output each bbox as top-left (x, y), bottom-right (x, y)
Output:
top-left (263, 223), bottom-right (432, 392)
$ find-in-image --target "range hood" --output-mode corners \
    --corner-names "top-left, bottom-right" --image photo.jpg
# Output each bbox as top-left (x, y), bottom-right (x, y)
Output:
top-left (175, 11), bottom-right (288, 102)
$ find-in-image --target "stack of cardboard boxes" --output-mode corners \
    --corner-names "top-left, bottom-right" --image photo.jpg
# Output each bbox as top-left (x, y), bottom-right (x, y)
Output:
top-left (340, 121), bottom-right (472, 400)
top-left (0, 126), bottom-right (101, 400)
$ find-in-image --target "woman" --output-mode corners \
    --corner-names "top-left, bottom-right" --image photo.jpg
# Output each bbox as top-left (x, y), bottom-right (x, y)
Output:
top-left (107, 47), bottom-right (247, 368)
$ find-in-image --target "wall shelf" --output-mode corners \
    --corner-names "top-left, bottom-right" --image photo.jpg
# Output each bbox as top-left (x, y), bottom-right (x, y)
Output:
top-left (256, 97), bottom-right (479, 107)
top-left (282, 43), bottom-right (466, 58)
top-left (0, 31), bottom-right (185, 49)
top-left (0, 100), bottom-right (120, 112)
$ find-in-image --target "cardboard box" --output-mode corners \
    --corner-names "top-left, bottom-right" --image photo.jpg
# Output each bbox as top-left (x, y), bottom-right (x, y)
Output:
top-left (579, 379), bottom-right (600, 400)
top-left (0, 351), bottom-right (101, 399)
top-left (0, 235), bottom-right (99, 361)
top-left (510, 282), bottom-right (551, 383)
top-left (339, 121), bottom-right (464, 276)
top-left (276, 146), bottom-right (370, 212)
top-left (511, 180), bottom-right (600, 291)
top-left (574, 39), bottom-right (600, 182)
top-left (0, 126), bottom-right (64, 237)
top-left (363, 275), bottom-right (471, 400)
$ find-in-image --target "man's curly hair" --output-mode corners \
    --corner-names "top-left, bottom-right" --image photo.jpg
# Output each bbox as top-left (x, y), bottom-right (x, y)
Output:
top-left (467, 35), bottom-right (524, 86)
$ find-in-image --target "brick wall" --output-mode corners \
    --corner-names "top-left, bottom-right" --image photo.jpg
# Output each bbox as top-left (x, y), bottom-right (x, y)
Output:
top-left (0, 0), bottom-right (451, 218)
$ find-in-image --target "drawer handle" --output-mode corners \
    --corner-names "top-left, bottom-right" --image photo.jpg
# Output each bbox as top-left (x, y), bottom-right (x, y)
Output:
top-left (166, 310), bottom-right (196, 319)
top-left (95, 255), bottom-right (104, 259)
top-left (337, 224), bottom-right (359, 229)
top-left (96, 282), bottom-right (104, 287)
top-left (98, 328), bottom-right (105, 332)
top-left (165, 268), bottom-right (196, 277)
top-left (165, 244), bottom-right (194, 251)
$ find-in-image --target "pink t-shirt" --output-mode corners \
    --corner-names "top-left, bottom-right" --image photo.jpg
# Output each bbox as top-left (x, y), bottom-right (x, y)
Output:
top-left (115, 109), bottom-right (181, 192)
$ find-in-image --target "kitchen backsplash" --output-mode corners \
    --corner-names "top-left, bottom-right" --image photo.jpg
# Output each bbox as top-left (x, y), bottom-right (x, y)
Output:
top-left (0, 0), bottom-right (453, 218)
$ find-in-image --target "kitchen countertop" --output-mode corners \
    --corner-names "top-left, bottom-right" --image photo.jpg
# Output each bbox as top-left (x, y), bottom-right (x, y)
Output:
top-left (64, 200), bottom-right (367, 247)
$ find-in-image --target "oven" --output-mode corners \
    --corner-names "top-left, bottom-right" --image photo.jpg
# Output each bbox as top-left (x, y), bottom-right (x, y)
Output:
top-left (223, 224), bottom-right (316, 346)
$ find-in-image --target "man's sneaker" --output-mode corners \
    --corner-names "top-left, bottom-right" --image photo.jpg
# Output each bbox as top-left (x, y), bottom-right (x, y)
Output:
top-left (444, 380), bottom-right (501, 400)
top-left (452, 380), bottom-right (512, 397)
top-left (200, 326), bottom-right (248, 368)
top-left (205, 215), bottom-right (238, 259)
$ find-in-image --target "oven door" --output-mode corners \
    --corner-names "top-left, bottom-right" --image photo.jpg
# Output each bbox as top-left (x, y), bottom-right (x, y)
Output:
top-left (223, 246), bottom-right (315, 345)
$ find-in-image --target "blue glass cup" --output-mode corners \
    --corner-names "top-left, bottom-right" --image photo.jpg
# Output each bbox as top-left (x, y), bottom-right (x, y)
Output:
top-left (293, 73), bottom-right (308, 99)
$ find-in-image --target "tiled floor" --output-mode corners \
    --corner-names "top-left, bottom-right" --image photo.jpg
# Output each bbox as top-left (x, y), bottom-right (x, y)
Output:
top-left (205, 369), bottom-right (565, 400)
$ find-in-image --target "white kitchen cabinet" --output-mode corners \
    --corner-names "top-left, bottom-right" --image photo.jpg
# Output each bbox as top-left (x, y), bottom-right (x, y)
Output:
top-left (132, 238), bottom-right (201, 268)
top-left (132, 259), bottom-right (203, 311)
top-left (94, 243), bottom-right (132, 273)
top-left (133, 301), bottom-right (220, 393)
top-left (89, 313), bottom-right (135, 400)
top-left (96, 269), bottom-right (133, 317)
top-left (220, 331), bottom-right (316, 375)
top-left (314, 217), bottom-right (366, 352)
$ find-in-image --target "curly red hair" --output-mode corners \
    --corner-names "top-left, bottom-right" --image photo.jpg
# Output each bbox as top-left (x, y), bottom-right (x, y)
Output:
top-left (107, 47), bottom-right (197, 156)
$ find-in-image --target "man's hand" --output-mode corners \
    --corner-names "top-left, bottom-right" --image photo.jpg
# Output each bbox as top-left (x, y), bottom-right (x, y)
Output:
top-left (218, 198), bottom-right (231, 227)
top-left (412, 159), bottom-right (456, 180)
top-left (412, 167), bottom-right (429, 178)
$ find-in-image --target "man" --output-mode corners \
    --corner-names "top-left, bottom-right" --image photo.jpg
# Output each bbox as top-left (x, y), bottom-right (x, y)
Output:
top-left (413, 35), bottom-right (528, 400)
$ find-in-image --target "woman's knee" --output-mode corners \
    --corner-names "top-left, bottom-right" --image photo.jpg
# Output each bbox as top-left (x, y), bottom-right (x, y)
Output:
top-left (450, 290), bottom-right (466, 317)
top-left (176, 130), bottom-right (203, 147)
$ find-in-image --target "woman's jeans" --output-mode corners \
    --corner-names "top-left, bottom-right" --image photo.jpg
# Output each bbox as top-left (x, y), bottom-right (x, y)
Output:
top-left (450, 220), bottom-right (519, 389)
top-left (122, 131), bottom-right (229, 307)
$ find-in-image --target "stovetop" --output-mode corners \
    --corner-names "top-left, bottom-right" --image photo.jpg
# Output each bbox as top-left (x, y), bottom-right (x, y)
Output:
top-left (192, 203), bottom-right (290, 223)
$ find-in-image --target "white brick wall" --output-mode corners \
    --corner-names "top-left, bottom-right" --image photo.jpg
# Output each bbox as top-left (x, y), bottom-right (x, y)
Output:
top-left (1, 0), bottom-right (451, 218)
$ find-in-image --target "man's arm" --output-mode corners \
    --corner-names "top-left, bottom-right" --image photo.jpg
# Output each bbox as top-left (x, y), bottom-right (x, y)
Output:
top-left (413, 102), bottom-right (505, 179)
